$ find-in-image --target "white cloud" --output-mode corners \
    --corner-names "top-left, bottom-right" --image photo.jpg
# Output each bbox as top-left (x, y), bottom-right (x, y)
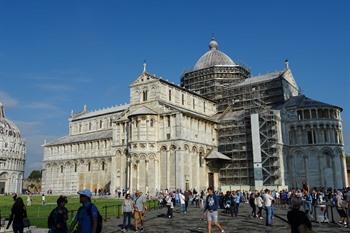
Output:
top-left (36, 83), bottom-right (75, 92)
top-left (0, 91), bottom-right (19, 107)
top-left (24, 102), bottom-right (60, 111)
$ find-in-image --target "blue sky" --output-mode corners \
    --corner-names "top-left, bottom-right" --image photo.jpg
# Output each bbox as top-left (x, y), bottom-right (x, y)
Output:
top-left (0, 0), bottom-right (349, 176)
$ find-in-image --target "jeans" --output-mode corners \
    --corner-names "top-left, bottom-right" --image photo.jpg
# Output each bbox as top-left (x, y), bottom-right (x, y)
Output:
top-left (233, 203), bottom-right (240, 217)
top-left (167, 206), bottom-right (173, 218)
top-left (122, 212), bottom-right (132, 230)
top-left (265, 206), bottom-right (273, 226)
top-left (181, 204), bottom-right (186, 214)
top-left (185, 201), bottom-right (189, 212)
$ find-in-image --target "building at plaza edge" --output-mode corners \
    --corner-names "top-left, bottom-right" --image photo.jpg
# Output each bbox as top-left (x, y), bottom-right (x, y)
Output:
top-left (41, 38), bottom-right (348, 194)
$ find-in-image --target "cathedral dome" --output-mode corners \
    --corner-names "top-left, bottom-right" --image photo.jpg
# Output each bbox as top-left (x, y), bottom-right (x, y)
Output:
top-left (193, 38), bottom-right (236, 71)
top-left (0, 103), bottom-right (21, 138)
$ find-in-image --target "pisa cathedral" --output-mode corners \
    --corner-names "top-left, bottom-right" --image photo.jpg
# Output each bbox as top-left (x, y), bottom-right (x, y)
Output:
top-left (42, 38), bottom-right (348, 194)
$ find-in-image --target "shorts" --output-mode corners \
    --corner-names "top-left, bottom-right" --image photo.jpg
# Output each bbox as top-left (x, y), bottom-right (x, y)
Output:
top-left (207, 210), bottom-right (218, 222)
top-left (134, 211), bottom-right (145, 221)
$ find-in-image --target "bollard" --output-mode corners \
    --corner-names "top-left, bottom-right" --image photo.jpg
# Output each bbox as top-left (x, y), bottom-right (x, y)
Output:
top-left (104, 206), bottom-right (108, 221)
top-left (117, 205), bottom-right (121, 218)
top-left (313, 205), bottom-right (317, 222)
top-left (330, 205), bottom-right (335, 223)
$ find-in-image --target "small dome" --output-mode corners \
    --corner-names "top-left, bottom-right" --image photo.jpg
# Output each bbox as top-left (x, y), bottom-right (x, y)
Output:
top-left (0, 103), bottom-right (22, 138)
top-left (193, 38), bottom-right (236, 71)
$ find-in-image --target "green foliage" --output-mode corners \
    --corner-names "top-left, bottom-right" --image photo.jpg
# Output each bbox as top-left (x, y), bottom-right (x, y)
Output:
top-left (28, 170), bottom-right (42, 180)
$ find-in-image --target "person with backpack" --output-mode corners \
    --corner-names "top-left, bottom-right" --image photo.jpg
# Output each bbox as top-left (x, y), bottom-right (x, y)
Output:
top-left (204, 187), bottom-right (225, 233)
top-left (48, 196), bottom-right (68, 233)
top-left (6, 197), bottom-right (28, 233)
top-left (71, 189), bottom-right (102, 233)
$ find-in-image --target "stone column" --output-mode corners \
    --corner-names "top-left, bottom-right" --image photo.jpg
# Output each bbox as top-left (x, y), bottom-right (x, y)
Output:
top-left (175, 149), bottom-right (185, 191)
top-left (110, 156), bottom-right (117, 194)
top-left (318, 155), bottom-right (325, 186)
top-left (166, 150), bottom-right (169, 189)
top-left (304, 156), bottom-right (309, 185)
top-left (155, 159), bottom-right (160, 192)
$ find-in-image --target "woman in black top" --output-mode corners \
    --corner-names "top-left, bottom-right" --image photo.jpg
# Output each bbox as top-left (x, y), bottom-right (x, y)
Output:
top-left (287, 197), bottom-right (313, 233)
top-left (6, 197), bottom-right (28, 233)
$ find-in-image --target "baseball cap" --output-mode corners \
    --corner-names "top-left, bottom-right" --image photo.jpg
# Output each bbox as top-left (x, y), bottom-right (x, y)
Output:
top-left (78, 189), bottom-right (92, 198)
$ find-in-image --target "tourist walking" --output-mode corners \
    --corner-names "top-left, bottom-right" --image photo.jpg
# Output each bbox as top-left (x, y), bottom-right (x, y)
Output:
top-left (263, 189), bottom-right (274, 226)
top-left (335, 191), bottom-right (348, 227)
top-left (302, 189), bottom-right (312, 219)
top-left (133, 191), bottom-right (147, 232)
top-left (165, 192), bottom-right (174, 218)
top-left (249, 192), bottom-right (256, 217)
top-left (6, 197), bottom-right (28, 233)
top-left (255, 193), bottom-right (264, 219)
top-left (121, 194), bottom-right (133, 232)
top-left (287, 197), bottom-right (313, 233)
top-left (71, 189), bottom-right (102, 233)
top-left (179, 191), bottom-right (186, 214)
top-left (26, 194), bottom-right (32, 206)
top-left (184, 190), bottom-right (190, 213)
top-left (42, 193), bottom-right (46, 205)
top-left (204, 187), bottom-right (225, 233)
top-left (48, 196), bottom-right (68, 233)
top-left (232, 191), bottom-right (240, 217)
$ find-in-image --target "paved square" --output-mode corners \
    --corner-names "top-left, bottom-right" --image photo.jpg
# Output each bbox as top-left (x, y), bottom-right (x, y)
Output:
top-left (102, 203), bottom-right (348, 233)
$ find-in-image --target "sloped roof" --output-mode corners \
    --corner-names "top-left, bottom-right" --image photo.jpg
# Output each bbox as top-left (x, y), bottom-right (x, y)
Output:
top-left (128, 106), bottom-right (158, 117)
top-left (278, 95), bottom-right (342, 111)
top-left (71, 104), bottom-right (129, 121)
top-left (205, 150), bottom-right (231, 160)
top-left (45, 130), bottom-right (112, 146)
top-left (234, 71), bottom-right (284, 87)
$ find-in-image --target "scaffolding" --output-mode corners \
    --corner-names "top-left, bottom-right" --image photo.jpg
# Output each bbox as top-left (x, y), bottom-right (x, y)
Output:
top-left (218, 88), bottom-right (283, 188)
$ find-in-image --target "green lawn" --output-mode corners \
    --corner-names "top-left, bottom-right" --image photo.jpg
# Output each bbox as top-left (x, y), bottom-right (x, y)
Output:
top-left (0, 195), bottom-right (159, 228)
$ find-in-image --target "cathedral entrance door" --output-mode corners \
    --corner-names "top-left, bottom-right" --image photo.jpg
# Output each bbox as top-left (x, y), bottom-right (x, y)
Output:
top-left (185, 182), bottom-right (189, 191)
top-left (208, 173), bottom-right (214, 189)
top-left (0, 182), bottom-right (5, 194)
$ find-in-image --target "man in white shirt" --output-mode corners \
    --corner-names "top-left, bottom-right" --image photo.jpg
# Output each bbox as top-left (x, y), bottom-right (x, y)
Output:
top-left (179, 192), bottom-right (186, 214)
top-left (263, 189), bottom-right (274, 226)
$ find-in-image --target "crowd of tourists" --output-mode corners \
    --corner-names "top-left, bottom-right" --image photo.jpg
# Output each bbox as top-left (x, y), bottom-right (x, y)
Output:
top-left (4, 185), bottom-right (350, 233)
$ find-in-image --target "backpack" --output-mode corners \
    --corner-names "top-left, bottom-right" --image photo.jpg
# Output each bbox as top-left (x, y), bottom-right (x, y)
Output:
top-left (89, 204), bottom-right (103, 233)
top-left (78, 204), bottom-right (103, 233)
top-left (48, 207), bottom-right (58, 229)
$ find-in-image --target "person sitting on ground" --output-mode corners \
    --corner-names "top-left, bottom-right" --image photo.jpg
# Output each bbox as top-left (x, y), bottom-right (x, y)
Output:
top-left (6, 197), bottom-right (28, 233)
top-left (287, 197), bottom-right (313, 233)
top-left (48, 196), bottom-right (68, 233)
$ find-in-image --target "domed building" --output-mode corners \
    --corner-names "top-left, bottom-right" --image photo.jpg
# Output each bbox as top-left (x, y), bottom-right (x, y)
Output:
top-left (0, 103), bottom-right (26, 194)
top-left (280, 95), bottom-right (347, 188)
top-left (42, 38), bottom-right (348, 194)
top-left (181, 37), bottom-right (250, 101)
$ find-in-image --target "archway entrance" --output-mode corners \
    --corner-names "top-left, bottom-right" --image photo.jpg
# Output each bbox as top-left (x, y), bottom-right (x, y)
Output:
top-left (0, 172), bottom-right (8, 194)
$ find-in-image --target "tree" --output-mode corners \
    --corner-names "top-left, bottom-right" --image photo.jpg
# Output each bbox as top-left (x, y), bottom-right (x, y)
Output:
top-left (28, 170), bottom-right (42, 180)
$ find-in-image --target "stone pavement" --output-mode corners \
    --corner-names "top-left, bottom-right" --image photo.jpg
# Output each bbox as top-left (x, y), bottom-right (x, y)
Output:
top-left (102, 204), bottom-right (349, 233)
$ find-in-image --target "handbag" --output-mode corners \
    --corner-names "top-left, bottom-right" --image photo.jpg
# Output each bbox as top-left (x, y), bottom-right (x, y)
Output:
top-left (23, 218), bottom-right (31, 228)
